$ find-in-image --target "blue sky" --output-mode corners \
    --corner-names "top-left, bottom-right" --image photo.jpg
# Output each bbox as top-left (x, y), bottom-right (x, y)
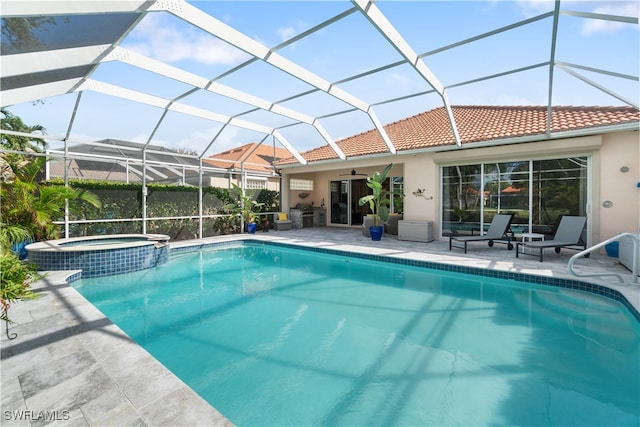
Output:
top-left (7, 0), bottom-right (639, 157)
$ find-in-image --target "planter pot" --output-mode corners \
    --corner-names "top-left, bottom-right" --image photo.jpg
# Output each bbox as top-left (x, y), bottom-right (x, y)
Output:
top-left (12, 240), bottom-right (33, 260)
top-left (246, 223), bottom-right (257, 234)
top-left (605, 241), bottom-right (619, 257)
top-left (369, 225), bottom-right (384, 241)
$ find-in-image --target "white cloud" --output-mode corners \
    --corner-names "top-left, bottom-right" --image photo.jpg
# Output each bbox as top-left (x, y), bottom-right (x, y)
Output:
top-left (276, 19), bottom-right (311, 51)
top-left (124, 13), bottom-right (247, 65)
top-left (386, 73), bottom-right (413, 93)
top-left (581, 2), bottom-right (639, 35)
top-left (277, 26), bottom-right (296, 42)
top-left (514, 0), bottom-right (555, 18)
top-left (515, 0), bottom-right (638, 34)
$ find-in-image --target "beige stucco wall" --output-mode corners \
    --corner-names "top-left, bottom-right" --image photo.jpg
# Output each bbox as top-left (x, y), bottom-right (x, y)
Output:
top-left (597, 131), bottom-right (640, 240)
top-left (280, 129), bottom-right (639, 244)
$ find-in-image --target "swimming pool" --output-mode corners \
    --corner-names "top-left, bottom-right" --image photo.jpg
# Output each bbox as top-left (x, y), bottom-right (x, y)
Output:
top-left (73, 242), bottom-right (640, 426)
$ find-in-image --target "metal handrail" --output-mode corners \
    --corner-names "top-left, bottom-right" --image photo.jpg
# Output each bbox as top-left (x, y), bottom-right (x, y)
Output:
top-left (568, 232), bottom-right (639, 284)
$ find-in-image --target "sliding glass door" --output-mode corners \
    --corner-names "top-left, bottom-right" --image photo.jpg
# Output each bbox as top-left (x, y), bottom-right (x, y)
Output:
top-left (330, 178), bottom-right (395, 226)
top-left (442, 156), bottom-right (588, 237)
top-left (330, 180), bottom-right (349, 225)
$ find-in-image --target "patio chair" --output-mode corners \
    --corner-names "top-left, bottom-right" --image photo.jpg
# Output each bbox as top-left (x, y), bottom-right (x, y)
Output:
top-left (516, 215), bottom-right (587, 262)
top-left (449, 213), bottom-right (515, 253)
top-left (274, 212), bottom-right (292, 231)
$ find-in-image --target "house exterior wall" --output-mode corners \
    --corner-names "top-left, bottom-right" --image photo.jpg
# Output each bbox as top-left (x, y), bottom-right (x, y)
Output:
top-left (597, 131), bottom-right (640, 239)
top-left (393, 155), bottom-right (437, 234)
top-left (281, 129), bottom-right (639, 245)
top-left (208, 175), bottom-right (231, 188)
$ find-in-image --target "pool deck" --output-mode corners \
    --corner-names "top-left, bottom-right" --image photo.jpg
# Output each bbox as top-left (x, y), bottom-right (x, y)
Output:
top-left (2, 227), bottom-right (638, 426)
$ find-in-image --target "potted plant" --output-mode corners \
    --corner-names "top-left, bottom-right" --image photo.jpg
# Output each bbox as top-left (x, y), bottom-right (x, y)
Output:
top-left (230, 184), bottom-right (264, 234)
top-left (358, 163), bottom-right (399, 241)
top-left (243, 208), bottom-right (258, 233)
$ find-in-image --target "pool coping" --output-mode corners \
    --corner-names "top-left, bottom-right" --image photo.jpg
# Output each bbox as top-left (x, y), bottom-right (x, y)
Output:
top-left (1, 269), bottom-right (233, 427)
top-left (3, 230), bottom-right (639, 426)
top-left (25, 234), bottom-right (171, 252)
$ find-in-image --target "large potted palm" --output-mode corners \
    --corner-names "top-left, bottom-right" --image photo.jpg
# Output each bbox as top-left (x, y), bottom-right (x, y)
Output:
top-left (358, 163), bottom-right (398, 241)
top-left (229, 184), bottom-right (264, 234)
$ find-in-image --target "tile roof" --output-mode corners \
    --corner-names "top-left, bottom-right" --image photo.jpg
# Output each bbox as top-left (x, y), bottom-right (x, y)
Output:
top-left (279, 105), bottom-right (639, 164)
top-left (203, 142), bottom-right (291, 173)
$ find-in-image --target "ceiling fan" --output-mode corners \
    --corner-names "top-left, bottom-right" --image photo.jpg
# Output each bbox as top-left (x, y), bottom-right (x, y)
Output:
top-left (339, 168), bottom-right (368, 177)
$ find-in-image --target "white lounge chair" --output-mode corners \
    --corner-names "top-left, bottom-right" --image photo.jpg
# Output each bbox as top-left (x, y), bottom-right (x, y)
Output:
top-left (516, 215), bottom-right (587, 262)
top-left (449, 213), bottom-right (514, 253)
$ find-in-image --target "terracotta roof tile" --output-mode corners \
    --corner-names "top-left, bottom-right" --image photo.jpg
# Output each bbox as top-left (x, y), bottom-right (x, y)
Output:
top-left (204, 142), bottom-right (290, 173)
top-left (278, 105), bottom-right (639, 164)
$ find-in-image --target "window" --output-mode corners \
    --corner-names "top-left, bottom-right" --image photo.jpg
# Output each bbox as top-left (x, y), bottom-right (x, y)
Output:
top-left (246, 179), bottom-right (267, 190)
top-left (290, 178), bottom-right (314, 191)
top-left (391, 176), bottom-right (404, 213)
top-left (442, 157), bottom-right (587, 237)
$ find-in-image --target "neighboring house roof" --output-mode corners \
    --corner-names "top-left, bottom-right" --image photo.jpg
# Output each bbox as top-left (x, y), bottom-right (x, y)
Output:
top-left (501, 185), bottom-right (523, 193)
top-left (48, 139), bottom-right (223, 184)
top-left (278, 105), bottom-right (640, 164)
top-left (203, 142), bottom-right (291, 174)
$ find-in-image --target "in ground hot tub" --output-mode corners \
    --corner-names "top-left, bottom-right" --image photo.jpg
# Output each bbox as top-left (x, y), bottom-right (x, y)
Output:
top-left (26, 234), bottom-right (170, 277)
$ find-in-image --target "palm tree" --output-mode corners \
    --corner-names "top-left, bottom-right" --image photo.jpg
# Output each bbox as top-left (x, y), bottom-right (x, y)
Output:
top-left (1, 156), bottom-right (102, 242)
top-left (1, 108), bottom-right (47, 152)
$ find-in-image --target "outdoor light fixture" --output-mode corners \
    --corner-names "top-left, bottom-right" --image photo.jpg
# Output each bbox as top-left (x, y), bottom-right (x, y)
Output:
top-left (412, 188), bottom-right (433, 200)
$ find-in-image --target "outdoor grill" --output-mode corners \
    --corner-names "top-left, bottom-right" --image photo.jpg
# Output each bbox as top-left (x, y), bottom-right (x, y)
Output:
top-left (298, 203), bottom-right (314, 228)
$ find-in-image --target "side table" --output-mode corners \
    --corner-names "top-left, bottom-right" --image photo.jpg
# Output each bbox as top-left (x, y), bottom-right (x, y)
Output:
top-left (518, 232), bottom-right (544, 254)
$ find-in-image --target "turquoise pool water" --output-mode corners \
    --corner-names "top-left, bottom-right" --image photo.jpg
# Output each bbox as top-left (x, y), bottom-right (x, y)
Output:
top-left (59, 238), bottom-right (147, 246)
top-left (73, 243), bottom-right (640, 426)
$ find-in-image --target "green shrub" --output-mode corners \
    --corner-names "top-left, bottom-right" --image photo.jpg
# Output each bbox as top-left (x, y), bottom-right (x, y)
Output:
top-left (0, 252), bottom-right (39, 324)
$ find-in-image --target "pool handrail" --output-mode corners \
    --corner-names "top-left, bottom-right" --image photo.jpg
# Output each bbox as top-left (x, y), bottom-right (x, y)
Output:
top-left (568, 232), bottom-right (639, 284)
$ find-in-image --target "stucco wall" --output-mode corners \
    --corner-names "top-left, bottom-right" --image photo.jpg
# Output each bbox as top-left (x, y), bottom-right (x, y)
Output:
top-left (401, 155), bottom-right (440, 233)
top-left (598, 131), bottom-right (640, 239)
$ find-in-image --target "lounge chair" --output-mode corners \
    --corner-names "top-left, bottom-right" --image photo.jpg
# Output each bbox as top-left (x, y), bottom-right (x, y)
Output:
top-left (516, 215), bottom-right (587, 262)
top-left (449, 213), bottom-right (514, 253)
